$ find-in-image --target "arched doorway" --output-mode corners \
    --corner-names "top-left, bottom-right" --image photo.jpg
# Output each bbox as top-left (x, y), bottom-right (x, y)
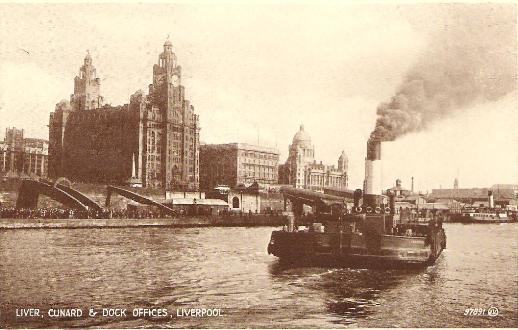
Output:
top-left (232, 196), bottom-right (240, 209)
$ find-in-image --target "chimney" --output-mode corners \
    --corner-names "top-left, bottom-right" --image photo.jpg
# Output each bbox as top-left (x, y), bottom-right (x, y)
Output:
top-left (353, 189), bottom-right (362, 208)
top-left (388, 191), bottom-right (396, 215)
top-left (488, 190), bottom-right (494, 208)
top-left (411, 177), bottom-right (414, 193)
top-left (363, 138), bottom-right (383, 208)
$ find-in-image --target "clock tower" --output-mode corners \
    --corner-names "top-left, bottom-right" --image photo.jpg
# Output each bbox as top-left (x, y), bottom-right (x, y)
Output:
top-left (145, 38), bottom-right (199, 190)
top-left (70, 51), bottom-right (104, 111)
top-left (151, 38), bottom-right (182, 105)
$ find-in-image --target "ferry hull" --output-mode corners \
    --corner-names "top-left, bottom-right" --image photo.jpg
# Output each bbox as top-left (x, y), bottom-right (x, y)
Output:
top-left (469, 219), bottom-right (515, 224)
top-left (268, 229), bottom-right (446, 268)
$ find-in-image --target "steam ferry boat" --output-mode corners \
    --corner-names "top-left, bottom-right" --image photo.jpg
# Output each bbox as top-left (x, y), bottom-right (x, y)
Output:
top-left (267, 139), bottom-right (446, 268)
top-left (453, 209), bottom-right (515, 223)
top-left (449, 191), bottom-right (517, 223)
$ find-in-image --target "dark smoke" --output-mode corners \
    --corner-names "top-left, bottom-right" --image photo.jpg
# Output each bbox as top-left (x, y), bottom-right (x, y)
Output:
top-left (371, 4), bottom-right (517, 141)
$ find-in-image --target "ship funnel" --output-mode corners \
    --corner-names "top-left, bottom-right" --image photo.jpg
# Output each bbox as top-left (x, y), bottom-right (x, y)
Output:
top-left (364, 138), bottom-right (383, 208)
top-left (388, 191), bottom-right (396, 215)
top-left (366, 138), bottom-right (381, 161)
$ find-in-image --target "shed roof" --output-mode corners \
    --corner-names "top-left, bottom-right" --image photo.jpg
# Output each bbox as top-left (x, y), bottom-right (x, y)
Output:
top-left (418, 203), bottom-right (450, 210)
top-left (430, 188), bottom-right (516, 200)
top-left (171, 198), bottom-right (229, 206)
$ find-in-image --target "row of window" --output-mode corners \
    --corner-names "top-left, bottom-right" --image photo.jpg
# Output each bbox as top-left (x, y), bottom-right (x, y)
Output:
top-left (241, 164), bottom-right (276, 172)
top-left (147, 122), bottom-right (162, 129)
top-left (241, 159), bottom-right (277, 166)
top-left (147, 154), bottom-right (162, 162)
top-left (238, 151), bottom-right (278, 160)
top-left (240, 173), bottom-right (277, 179)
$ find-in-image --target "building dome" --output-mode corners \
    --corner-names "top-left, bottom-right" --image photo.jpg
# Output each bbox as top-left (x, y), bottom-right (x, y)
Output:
top-left (292, 124), bottom-right (312, 147)
top-left (164, 39), bottom-right (173, 47)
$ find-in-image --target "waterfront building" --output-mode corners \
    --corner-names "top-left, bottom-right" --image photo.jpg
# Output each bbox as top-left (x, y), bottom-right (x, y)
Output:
top-left (228, 187), bottom-right (261, 213)
top-left (429, 187), bottom-right (517, 208)
top-left (199, 143), bottom-right (280, 190)
top-left (48, 39), bottom-right (200, 190)
top-left (0, 127), bottom-right (48, 178)
top-left (491, 184), bottom-right (518, 193)
top-left (278, 125), bottom-right (348, 191)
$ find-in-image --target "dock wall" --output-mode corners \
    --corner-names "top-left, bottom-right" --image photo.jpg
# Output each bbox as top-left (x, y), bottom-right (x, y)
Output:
top-left (0, 214), bottom-right (286, 230)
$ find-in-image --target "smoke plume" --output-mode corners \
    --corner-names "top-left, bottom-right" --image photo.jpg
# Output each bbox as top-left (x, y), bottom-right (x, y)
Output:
top-left (371, 4), bottom-right (517, 141)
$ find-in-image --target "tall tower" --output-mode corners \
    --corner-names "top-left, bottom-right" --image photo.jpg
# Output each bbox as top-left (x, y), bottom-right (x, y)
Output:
top-left (337, 151), bottom-right (349, 188)
top-left (70, 51), bottom-right (104, 111)
top-left (146, 38), bottom-right (200, 190)
top-left (287, 125), bottom-right (314, 189)
top-left (5, 127), bottom-right (24, 174)
top-left (454, 177), bottom-right (459, 189)
top-left (151, 39), bottom-right (181, 189)
top-left (338, 150), bottom-right (348, 172)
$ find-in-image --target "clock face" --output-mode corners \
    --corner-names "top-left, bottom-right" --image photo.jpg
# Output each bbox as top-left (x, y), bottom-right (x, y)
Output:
top-left (156, 74), bottom-right (166, 85)
top-left (171, 74), bottom-right (180, 87)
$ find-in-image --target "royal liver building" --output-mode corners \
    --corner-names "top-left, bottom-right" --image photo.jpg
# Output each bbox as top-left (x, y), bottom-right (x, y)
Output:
top-left (48, 39), bottom-right (200, 190)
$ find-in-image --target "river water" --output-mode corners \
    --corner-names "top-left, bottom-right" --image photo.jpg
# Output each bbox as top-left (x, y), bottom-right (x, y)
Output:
top-left (0, 223), bottom-right (517, 328)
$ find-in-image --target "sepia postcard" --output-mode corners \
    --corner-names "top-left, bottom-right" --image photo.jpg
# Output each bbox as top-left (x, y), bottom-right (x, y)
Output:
top-left (0, 1), bottom-right (517, 329)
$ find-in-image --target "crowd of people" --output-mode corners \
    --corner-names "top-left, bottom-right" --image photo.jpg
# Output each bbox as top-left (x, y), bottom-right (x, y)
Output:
top-left (0, 207), bottom-right (173, 219)
top-left (0, 206), bottom-right (283, 220)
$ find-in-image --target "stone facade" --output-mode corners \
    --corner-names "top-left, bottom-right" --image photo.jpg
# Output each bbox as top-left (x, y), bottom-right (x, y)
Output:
top-left (278, 125), bottom-right (348, 191)
top-left (0, 127), bottom-right (48, 178)
top-left (228, 190), bottom-right (261, 213)
top-left (49, 40), bottom-right (200, 190)
top-left (199, 143), bottom-right (280, 190)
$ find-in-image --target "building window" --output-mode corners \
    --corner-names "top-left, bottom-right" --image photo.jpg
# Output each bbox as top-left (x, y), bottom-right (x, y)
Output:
top-left (232, 196), bottom-right (240, 209)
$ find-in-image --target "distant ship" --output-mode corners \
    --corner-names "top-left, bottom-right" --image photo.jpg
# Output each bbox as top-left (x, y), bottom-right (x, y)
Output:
top-left (449, 191), bottom-right (517, 223)
top-left (452, 209), bottom-right (516, 223)
top-left (268, 139), bottom-right (446, 268)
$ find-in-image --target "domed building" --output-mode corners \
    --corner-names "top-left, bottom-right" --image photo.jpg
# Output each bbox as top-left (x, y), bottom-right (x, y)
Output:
top-left (278, 125), bottom-right (348, 191)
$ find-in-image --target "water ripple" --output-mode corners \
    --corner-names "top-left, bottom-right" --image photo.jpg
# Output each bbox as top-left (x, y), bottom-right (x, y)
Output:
top-left (0, 224), bottom-right (516, 328)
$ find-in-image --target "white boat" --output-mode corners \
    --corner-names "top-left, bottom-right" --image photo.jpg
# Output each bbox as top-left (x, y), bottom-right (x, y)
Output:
top-left (463, 210), bottom-right (512, 223)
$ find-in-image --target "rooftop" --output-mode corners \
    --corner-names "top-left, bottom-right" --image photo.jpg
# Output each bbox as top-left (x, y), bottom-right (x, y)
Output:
top-left (292, 124), bottom-right (312, 148)
top-left (169, 198), bottom-right (229, 206)
top-left (430, 188), bottom-right (516, 200)
top-left (201, 143), bottom-right (279, 155)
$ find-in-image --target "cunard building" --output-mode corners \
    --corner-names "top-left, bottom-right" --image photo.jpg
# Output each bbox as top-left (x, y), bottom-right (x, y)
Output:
top-left (49, 40), bottom-right (200, 190)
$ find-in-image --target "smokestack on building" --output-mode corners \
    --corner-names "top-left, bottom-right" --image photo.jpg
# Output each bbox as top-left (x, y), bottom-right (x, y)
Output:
top-left (411, 177), bottom-right (414, 193)
top-left (488, 190), bottom-right (494, 209)
top-left (363, 138), bottom-right (383, 208)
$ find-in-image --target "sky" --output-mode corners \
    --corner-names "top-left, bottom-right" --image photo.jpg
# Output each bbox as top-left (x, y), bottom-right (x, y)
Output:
top-left (0, 2), bottom-right (516, 191)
